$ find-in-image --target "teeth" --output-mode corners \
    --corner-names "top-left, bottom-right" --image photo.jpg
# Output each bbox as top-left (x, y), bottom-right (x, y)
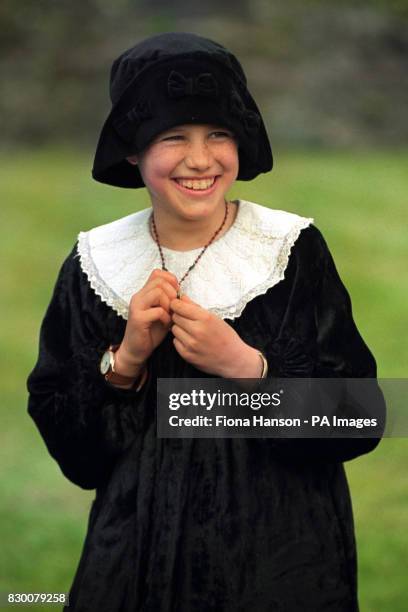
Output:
top-left (176, 177), bottom-right (215, 190)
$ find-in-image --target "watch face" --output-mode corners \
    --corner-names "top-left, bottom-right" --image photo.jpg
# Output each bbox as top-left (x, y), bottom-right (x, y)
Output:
top-left (100, 351), bottom-right (112, 375)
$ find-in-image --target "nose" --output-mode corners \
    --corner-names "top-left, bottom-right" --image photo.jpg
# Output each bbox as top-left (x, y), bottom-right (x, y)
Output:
top-left (184, 139), bottom-right (212, 171)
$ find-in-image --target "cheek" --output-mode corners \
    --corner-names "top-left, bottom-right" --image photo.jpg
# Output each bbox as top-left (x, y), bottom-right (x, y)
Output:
top-left (222, 144), bottom-right (239, 177)
top-left (222, 140), bottom-right (239, 164)
top-left (142, 153), bottom-right (176, 188)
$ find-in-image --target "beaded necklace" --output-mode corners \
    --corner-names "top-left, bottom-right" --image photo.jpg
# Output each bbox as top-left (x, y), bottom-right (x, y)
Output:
top-left (151, 201), bottom-right (229, 298)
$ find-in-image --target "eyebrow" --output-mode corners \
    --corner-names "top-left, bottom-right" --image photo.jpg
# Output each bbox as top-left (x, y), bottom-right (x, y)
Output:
top-left (164, 125), bottom-right (230, 132)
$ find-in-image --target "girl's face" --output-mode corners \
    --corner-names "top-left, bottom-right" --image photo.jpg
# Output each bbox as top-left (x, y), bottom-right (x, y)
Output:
top-left (128, 124), bottom-right (239, 223)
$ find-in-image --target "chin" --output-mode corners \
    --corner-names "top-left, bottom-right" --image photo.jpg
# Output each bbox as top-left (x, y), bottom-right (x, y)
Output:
top-left (180, 201), bottom-right (223, 219)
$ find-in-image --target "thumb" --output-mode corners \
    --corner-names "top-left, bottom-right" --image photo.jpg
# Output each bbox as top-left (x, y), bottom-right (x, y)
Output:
top-left (181, 294), bottom-right (200, 307)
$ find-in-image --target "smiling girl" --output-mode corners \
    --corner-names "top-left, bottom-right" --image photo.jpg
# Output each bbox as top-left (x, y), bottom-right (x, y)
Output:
top-left (27, 33), bottom-right (383, 611)
top-left (115, 123), bottom-right (263, 383)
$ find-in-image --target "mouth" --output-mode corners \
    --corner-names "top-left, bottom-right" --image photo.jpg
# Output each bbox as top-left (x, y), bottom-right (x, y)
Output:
top-left (172, 176), bottom-right (219, 194)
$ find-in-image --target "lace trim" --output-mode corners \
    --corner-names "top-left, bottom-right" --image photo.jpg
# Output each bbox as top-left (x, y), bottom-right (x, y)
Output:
top-left (76, 201), bottom-right (313, 321)
top-left (77, 231), bottom-right (130, 319)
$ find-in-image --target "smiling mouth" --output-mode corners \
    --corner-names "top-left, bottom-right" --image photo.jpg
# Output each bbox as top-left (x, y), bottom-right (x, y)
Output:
top-left (174, 177), bottom-right (217, 191)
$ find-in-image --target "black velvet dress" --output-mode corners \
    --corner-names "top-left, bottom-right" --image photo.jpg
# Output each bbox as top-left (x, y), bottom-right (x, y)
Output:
top-left (27, 223), bottom-right (383, 612)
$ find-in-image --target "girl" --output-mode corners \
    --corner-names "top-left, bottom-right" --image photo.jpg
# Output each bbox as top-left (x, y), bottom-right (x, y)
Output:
top-left (27, 32), bottom-right (383, 611)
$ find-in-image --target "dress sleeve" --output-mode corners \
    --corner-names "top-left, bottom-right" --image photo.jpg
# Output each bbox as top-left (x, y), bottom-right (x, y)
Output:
top-left (27, 245), bottom-right (150, 490)
top-left (261, 226), bottom-right (386, 464)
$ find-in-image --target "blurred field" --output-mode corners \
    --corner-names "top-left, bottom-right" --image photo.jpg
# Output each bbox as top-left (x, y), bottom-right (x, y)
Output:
top-left (1, 147), bottom-right (407, 611)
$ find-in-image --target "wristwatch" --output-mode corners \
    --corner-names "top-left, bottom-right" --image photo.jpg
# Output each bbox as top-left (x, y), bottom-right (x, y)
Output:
top-left (100, 344), bottom-right (146, 389)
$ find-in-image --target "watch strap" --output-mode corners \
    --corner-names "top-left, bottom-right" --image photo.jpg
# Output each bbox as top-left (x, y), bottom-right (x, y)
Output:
top-left (104, 345), bottom-right (147, 390)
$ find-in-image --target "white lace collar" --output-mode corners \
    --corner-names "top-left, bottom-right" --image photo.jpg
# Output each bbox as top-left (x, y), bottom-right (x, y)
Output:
top-left (77, 200), bottom-right (313, 320)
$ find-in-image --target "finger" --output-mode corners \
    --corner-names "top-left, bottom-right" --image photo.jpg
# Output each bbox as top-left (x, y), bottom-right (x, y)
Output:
top-left (159, 309), bottom-right (172, 327)
top-left (171, 323), bottom-right (196, 350)
top-left (144, 269), bottom-right (179, 290)
top-left (142, 287), bottom-right (169, 311)
top-left (180, 294), bottom-right (195, 304)
top-left (137, 306), bottom-right (169, 326)
top-left (170, 297), bottom-right (204, 320)
top-left (178, 294), bottom-right (200, 307)
top-left (138, 287), bottom-right (171, 312)
top-left (140, 278), bottom-right (178, 301)
top-left (171, 312), bottom-right (198, 334)
top-left (173, 337), bottom-right (189, 358)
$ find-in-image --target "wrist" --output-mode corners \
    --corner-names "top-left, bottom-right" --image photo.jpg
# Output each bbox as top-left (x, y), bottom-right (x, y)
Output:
top-left (109, 366), bottom-right (148, 391)
top-left (114, 346), bottom-right (147, 378)
top-left (224, 344), bottom-right (265, 379)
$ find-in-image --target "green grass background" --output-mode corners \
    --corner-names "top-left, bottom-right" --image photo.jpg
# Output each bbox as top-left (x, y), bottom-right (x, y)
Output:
top-left (1, 148), bottom-right (407, 610)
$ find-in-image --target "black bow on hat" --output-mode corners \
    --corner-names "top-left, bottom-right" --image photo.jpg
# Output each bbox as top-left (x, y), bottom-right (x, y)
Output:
top-left (113, 100), bottom-right (153, 144)
top-left (167, 70), bottom-right (219, 99)
top-left (230, 90), bottom-right (261, 136)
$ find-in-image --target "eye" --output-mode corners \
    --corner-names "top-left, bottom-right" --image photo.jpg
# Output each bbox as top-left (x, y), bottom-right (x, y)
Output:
top-left (160, 134), bottom-right (185, 142)
top-left (209, 130), bottom-right (234, 140)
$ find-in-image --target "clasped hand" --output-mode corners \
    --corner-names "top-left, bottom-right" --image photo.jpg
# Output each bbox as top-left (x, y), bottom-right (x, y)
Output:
top-left (116, 269), bottom-right (262, 379)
